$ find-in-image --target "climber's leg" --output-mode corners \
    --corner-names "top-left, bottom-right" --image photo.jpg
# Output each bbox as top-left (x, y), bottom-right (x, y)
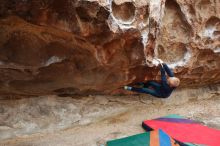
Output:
top-left (143, 81), bottom-right (161, 89)
top-left (135, 81), bottom-right (161, 88)
top-left (130, 87), bottom-right (161, 97)
top-left (135, 82), bottom-right (145, 88)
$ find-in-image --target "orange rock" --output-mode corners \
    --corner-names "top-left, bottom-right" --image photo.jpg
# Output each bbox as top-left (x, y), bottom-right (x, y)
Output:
top-left (0, 0), bottom-right (219, 95)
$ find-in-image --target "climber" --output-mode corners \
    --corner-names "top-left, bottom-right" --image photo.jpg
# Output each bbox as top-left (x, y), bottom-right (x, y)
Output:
top-left (124, 59), bottom-right (180, 98)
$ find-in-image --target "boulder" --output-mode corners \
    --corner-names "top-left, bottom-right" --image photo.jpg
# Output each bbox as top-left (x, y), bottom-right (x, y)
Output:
top-left (0, 0), bottom-right (219, 95)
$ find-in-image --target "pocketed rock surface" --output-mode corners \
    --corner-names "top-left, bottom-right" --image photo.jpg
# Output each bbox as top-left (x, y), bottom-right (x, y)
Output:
top-left (0, 0), bottom-right (219, 95)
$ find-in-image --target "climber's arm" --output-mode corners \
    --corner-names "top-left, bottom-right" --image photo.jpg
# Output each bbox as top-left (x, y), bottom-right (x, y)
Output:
top-left (162, 63), bottom-right (174, 77)
top-left (160, 65), bottom-right (167, 82)
top-left (160, 65), bottom-right (170, 90)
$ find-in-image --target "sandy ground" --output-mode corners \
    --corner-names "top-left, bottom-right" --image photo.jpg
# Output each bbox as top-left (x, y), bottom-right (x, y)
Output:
top-left (0, 85), bottom-right (220, 146)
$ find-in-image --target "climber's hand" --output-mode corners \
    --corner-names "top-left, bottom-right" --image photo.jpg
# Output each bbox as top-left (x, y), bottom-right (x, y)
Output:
top-left (159, 63), bottom-right (164, 68)
top-left (155, 59), bottom-right (164, 67)
top-left (124, 86), bottom-right (132, 91)
top-left (156, 59), bottom-right (163, 64)
top-left (152, 58), bottom-right (159, 66)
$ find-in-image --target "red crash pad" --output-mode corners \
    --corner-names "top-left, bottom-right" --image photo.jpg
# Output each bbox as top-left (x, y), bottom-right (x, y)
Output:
top-left (142, 115), bottom-right (220, 146)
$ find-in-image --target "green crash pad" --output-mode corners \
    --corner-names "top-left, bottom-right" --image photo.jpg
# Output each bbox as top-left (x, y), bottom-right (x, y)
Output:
top-left (107, 129), bottom-right (180, 146)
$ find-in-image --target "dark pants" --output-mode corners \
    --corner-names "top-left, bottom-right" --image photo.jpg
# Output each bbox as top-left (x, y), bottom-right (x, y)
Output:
top-left (131, 81), bottom-right (162, 98)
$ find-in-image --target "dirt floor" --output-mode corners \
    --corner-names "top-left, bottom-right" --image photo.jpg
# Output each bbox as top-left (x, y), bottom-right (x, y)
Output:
top-left (0, 85), bottom-right (220, 146)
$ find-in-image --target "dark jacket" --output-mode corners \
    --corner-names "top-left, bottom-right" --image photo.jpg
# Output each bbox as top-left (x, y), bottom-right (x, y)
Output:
top-left (160, 63), bottom-right (175, 98)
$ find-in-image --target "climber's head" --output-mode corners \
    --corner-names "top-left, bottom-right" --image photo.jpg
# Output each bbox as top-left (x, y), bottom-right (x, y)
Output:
top-left (168, 77), bottom-right (180, 87)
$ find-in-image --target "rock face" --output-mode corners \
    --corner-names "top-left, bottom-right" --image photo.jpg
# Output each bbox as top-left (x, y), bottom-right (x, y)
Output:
top-left (0, 0), bottom-right (219, 95)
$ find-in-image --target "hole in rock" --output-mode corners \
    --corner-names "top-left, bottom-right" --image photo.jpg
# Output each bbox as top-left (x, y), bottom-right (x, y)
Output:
top-left (111, 1), bottom-right (135, 22)
top-left (213, 31), bottom-right (220, 36)
top-left (197, 0), bottom-right (211, 9)
top-left (157, 43), bottom-right (188, 64)
top-left (204, 16), bottom-right (220, 38)
top-left (157, 45), bottom-right (165, 54)
top-left (161, 0), bottom-right (192, 40)
top-left (205, 16), bottom-right (220, 28)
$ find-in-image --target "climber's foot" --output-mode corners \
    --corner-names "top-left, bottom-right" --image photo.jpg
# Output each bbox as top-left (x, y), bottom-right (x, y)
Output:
top-left (124, 86), bottom-right (132, 91)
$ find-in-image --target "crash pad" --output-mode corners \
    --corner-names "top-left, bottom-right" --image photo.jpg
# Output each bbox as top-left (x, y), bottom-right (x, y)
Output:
top-left (142, 114), bottom-right (220, 146)
top-left (107, 129), bottom-right (180, 146)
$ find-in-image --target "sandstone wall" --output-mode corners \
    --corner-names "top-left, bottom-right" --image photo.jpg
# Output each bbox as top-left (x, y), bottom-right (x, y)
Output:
top-left (0, 0), bottom-right (219, 95)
